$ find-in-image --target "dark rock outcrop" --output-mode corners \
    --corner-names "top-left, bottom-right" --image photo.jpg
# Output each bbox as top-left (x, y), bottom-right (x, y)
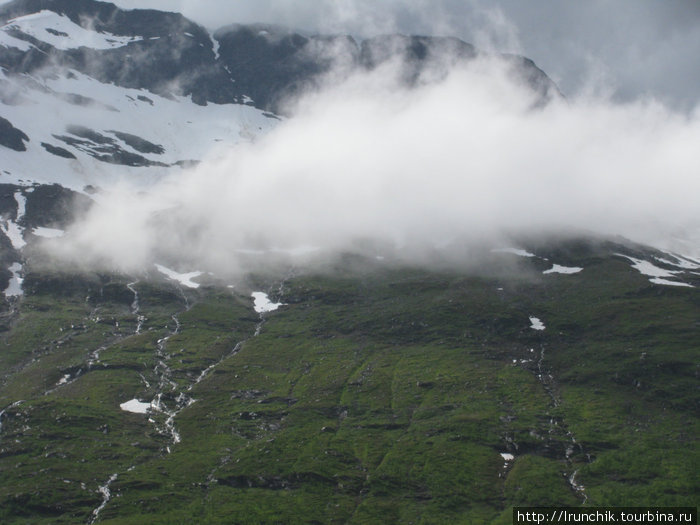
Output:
top-left (0, 0), bottom-right (561, 114)
top-left (0, 116), bottom-right (29, 151)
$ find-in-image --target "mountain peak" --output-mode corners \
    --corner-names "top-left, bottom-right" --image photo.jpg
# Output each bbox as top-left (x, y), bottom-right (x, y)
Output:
top-left (0, 0), bottom-right (197, 37)
top-left (1, 0), bottom-right (559, 112)
top-left (0, 0), bottom-right (560, 191)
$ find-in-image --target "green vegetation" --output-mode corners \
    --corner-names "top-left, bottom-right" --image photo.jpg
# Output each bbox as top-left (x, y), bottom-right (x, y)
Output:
top-left (0, 240), bottom-right (697, 523)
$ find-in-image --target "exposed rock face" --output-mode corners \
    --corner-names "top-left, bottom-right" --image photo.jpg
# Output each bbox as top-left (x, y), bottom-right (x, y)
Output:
top-left (0, 0), bottom-right (234, 104)
top-left (0, 0), bottom-right (561, 186)
top-left (1, 0), bottom-right (560, 113)
top-left (20, 183), bottom-right (92, 229)
top-left (0, 116), bottom-right (29, 151)
top-left (212, 26), bottom-right (560, 113)
top-left (51, 126), bottom-right (169, 167)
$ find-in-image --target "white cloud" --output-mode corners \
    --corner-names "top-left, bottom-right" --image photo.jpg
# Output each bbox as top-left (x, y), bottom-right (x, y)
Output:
top-left (53, 54), bottom-right (700, 274)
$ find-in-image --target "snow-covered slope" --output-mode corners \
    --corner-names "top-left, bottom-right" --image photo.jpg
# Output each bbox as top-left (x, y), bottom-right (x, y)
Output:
top-left (0, 68), bottom-right (277, 190)
top-left (2, 9), bottom-right (143, 50)
top-left (0, 0), bottom-right (564, 194)
top-left (0, 0), bottom-right (283, 191)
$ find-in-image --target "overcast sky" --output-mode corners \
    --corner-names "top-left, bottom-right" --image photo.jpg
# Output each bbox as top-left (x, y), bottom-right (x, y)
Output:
top-left (107, 0), bottom-right (700, 110)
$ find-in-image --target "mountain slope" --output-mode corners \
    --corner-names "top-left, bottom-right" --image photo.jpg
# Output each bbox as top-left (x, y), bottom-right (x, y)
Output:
top-left (0, 1), bottom-right (697, 523)
top-left (0, 239), bottom-right (697, 523)
top-left (0, 0), bottom-right (559, 192)
top-left (1, 0), bottom-right (559, 113)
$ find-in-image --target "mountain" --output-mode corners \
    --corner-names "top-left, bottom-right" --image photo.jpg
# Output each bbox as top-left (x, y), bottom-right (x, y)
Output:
top-left (0, 235), bottom-right (697, 523)
top-left (0, 1), bottom-right (697, 523)
top-left (0, 0), bottom-right (558, 111)
top-left (0, 0), bottom-right (559, 190)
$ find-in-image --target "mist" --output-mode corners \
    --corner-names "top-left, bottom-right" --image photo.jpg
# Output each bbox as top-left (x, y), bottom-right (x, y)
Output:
top-left (50, 53), bottom-right (700, 276)
top-left (107, 0), bottom-right (700, 110)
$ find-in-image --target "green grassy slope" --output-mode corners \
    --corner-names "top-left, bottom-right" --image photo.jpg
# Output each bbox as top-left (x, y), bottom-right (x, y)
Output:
top-left (0, 239), bottom-right (697, 523)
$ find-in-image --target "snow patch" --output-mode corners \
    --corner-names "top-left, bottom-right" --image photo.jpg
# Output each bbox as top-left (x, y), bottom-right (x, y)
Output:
top-left (14, 191), bottom-right (26, 219)
top-left (654, 254), bottom-right (700, 270)
top-left (492, 247), bottom-right (536, 258)
top-left (209, 30), bottom-right (220, 60)
top-left (32, 226), bottom-right (65, 238)
top-left (251, 292), bottom-right (284, 313)
top-left (0, 69), bottom-right (278, 190)
top-left (154, 264), bottom-right (202, 288)
top-left (529, 317), bottom-right (545, 331)
top-left (1, 192), bottom-right (28, 250)
top-left (649, 278), bottom-right (694, 288)
top-left (0, 221), bottom-right (25, 249)
top-left (5, 11), bottom-right (143, 50)
top-left (619, 256), bottom-right (678, 278)
top-left (4, 263), bottom-right (23, 297)
top-left (617, 254), bottom-right (692, 287)
top-left (119, 399), bottom-right (151, 414)
top-left (543, 264), bottom-right (583, 275)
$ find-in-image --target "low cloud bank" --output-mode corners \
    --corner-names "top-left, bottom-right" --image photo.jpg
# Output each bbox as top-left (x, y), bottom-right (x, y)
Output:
top-left (53, 55), bottom-right (700, 275)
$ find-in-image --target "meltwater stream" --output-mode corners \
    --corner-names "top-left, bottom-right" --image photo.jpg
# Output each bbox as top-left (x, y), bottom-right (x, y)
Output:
top-left (89, 285), bottom-right (287, 521)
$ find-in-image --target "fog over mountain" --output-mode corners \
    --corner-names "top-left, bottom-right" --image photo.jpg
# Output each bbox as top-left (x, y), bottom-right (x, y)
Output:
top-left (55, 52), bottom-right (700, 275)
top-left (0, 3), bottom-right (697, 521)
top-left (1, 0), bottom-right (697, 276)
top-left (108, 0), bottom-right (700, 110)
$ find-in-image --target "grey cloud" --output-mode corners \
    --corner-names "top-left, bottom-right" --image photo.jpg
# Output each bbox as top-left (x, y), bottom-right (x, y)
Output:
top-left (468, 0), bottom-right (700, 109)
